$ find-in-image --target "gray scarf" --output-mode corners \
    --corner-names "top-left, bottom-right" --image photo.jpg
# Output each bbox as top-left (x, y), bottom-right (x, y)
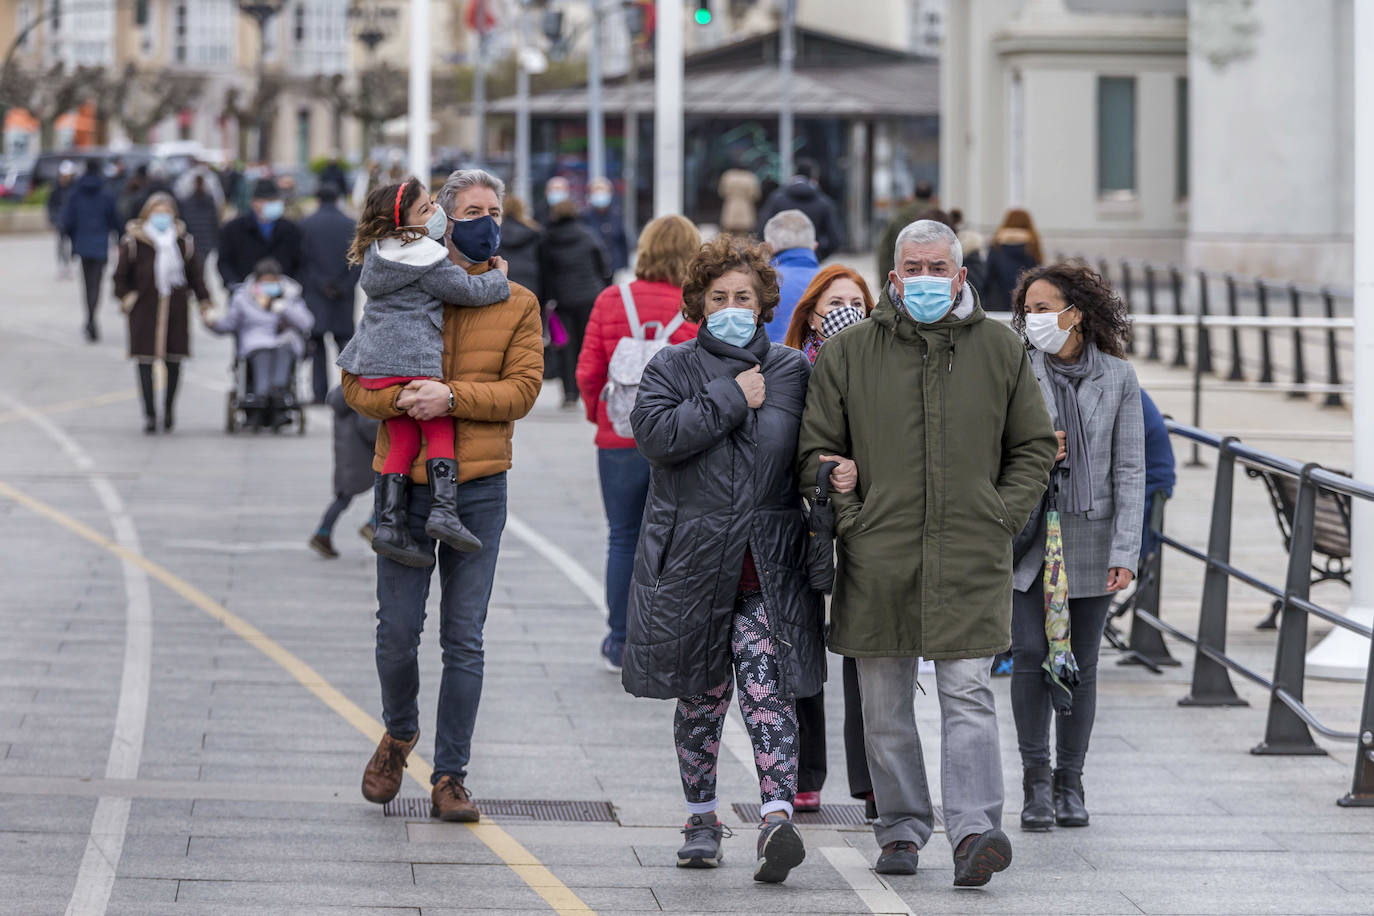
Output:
top-left (1043, 342), bottom-right (1099, 514)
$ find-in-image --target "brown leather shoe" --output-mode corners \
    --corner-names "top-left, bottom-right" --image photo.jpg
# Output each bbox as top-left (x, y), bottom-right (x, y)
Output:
top-left (431, 774), bottom-right (481, 822)
top-left (361, 729), bottom-right (419, 804)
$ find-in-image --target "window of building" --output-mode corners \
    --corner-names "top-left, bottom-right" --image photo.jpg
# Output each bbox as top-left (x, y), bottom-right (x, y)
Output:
top-left (1176, 75), bottom-right (1189, 201)
top-left (294, 2), bottom-right (305, 44)
top-left (1097, 75), bottom-right (1137, 198)
top-left (174, 2), bottom-right (187, 63)
top-left (51, 0), bottom-right (60, 33)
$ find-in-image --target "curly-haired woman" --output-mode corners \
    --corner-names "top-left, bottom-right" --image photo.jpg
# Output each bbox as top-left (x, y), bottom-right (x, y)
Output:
top-left (1008, 262), bottom-right (1144, 832)
top-left (622, 236), bottom-right (823, 884)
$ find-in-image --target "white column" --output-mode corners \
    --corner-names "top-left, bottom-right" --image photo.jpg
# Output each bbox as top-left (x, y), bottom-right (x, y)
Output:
top-left (1308, 1), bottom-right (1374, 680)
top-left (778, 0), bottom-right (796, 184)
top-left (407, 0), bottom-right (430, 182)
top-left (653, 0), bottom-right (682, 216)
top-left (587, 0), bottom-right (605, 182)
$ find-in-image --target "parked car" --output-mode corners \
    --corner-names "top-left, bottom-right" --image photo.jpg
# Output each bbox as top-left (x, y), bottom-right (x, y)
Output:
top-left (0, 161), bottom-right (34, 200)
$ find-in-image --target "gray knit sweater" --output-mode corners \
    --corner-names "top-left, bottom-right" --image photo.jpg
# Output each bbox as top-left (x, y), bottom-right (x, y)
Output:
top-left (336, 237), bottom-right (510, 378)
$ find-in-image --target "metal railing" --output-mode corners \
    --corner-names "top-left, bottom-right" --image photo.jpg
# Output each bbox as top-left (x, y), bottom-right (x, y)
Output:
top-left (1122, 420), bottom-right (1374, 807)
top-left (1065, 255), bottom-right (1353, 408)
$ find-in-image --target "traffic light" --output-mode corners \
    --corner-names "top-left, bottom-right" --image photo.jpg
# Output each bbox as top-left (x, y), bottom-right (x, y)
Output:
top-left (693, 1), bottom-right (711, 25)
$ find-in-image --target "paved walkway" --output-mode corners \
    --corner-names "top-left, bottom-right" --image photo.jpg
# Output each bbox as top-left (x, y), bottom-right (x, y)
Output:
top-left (1, 235), bottom-right (1371, 915)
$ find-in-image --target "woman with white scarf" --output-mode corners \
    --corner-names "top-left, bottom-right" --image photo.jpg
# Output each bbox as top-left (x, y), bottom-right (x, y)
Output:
top-left (114, 192), bottom-right (212, 433)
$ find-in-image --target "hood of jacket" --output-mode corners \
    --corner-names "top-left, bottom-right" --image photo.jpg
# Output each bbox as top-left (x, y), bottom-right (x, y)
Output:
top-left (360, 237), bottom-right (449, 296)
top-left (499, 219), bottom-right (540, 250)
top-left (872, 282), bottom-right (982, 344)
top-left (773, 247), bottom-right (819, 269)
top-left (993, 227), bottom-right (1035, 247)
top-left (546, 216), bottom-right (589, 244)
top-left (75, 173), bottom-right (105, 196)
top-left (782, 179), bottom-right (819, 202)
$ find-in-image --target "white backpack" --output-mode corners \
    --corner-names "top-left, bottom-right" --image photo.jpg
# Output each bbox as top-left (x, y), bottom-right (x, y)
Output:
top-left (602, 282), bottom-right (684, 439)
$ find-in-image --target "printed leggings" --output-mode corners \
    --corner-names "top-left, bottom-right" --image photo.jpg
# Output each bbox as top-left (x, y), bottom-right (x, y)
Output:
top-left (673, 590), bottom-right (799, 818)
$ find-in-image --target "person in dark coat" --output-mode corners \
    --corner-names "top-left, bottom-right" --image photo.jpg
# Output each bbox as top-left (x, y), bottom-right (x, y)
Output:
top-left (298, 183), bottom-right (361, 403)
top-left (756, 158), bottom-right (844, 261)
top-left (308, 385), bottom-right (381, 558)
top-left (217, 178), bottom-right (304, 289)
top-left (112, 192), bottom-right (212, 433)
top-left (580, 177), bottom-right (629, 274)
top-left (496, 195), bottom-right (544, 302)
top-left (47, 160), bottom-right (76, 280)
top-left (623, 236), bottom-right (823, 884)
top-left (1140, 388), bottom-right (1175, 561)
top-left (541, 199), bottom-right (610, 407)
top-left (60, 159), bottom-right (123, 342)
top-left (317, 158), bottom-right (349, 198)
top-left (982, 208), bottom-right (1043, 313)
top-left (176, 171), bottom-right (222, 264)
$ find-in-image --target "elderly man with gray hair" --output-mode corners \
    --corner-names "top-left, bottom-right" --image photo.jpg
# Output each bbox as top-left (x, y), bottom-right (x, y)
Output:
top-left (798, 219), bottom-right (1056, 885)
top-left (763, 208), bottom-right (820, 342)
top-left (343, 169), bottom-right (544, 823)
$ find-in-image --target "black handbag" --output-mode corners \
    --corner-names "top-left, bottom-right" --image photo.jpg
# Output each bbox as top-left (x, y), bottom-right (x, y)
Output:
top-left (804, 461), bottom-right (840, 593)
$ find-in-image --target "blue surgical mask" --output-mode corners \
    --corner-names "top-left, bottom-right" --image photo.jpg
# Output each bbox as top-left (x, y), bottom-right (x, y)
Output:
top-left (706, 307), bottom-right (759, 348)
top-left (411, 205), bottom-right (448, 242)
top-left (589, 190), bottom-right (613, 209)
top-left (897, 275), bottom-right (956, 324)
top-left (260, 200), bottom-right (285, 221)
top-left (260, 282), bottom-right (283, 299)
top-left (546, 189), bottom-right (569, 206)
top-left (450, 214), bottom-right (501, 263)
top-left (148, 212), bottom-right (174, 232)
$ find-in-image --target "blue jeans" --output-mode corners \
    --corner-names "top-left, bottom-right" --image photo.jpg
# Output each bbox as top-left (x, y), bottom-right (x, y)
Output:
top-left (373, 472), bottom-right (507, 782)
top-left (597, 447), bottom-right (651, 642)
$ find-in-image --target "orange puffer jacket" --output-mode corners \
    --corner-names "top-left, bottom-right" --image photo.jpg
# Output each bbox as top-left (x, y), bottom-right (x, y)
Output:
top-left (342, 267), bottom-right (544, 486)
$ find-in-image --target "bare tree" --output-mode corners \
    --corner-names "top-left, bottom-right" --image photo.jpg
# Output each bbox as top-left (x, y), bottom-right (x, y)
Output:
top-left (1, 62), bottom-right (106, 151)
top-left (100, 64), bottom-right (204, 145)
top-left (222, 75), bottom-right (283, 162)
top-left (315, 64), bottom-right (408, 157)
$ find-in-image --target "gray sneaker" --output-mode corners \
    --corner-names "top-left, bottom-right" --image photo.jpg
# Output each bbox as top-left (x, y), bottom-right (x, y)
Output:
top-left (753, 814), bottom-right (806, 883)
top-left (677, 814), bottom-right (731, 868)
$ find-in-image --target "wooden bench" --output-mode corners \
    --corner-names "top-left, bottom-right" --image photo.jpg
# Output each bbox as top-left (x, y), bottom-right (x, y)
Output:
top-left (1244, 465), bottom-right (1352, 629)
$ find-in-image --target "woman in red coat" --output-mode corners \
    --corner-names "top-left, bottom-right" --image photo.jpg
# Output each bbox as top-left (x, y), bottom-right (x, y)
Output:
top-left (576, 214), bottom-right (702, 670)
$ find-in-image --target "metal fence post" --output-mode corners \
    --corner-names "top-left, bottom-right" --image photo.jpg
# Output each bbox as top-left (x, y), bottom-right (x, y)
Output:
top-left (1225, 274), bottom-right (1245, 381)
top-left (1125, 493), bottom-right (1179, 667)
top-left (1252, 465), bottom-right (1327, 755)
top-left (1121, 261), bottom-right (1135, 356)
top-left (1322, 288), bottom-right (1344, 408)
top-left (1189, 303), bottom-right (1206, 467)
top-left (1144, 264), bottom-right (1161, 361)
top-left (1289, 284), bottom-right (1309, 399)
top-left (1338, 633), bottom-right (1374, 806)
top-left (1171, 267), bottom-right (1188, 368)
top-left (1255, 278), bottom-right (1275, 384)
top-left (1180, 437), bottom-right (1248, 707)
top-left (1196, 270), bottom-right (1214, 375)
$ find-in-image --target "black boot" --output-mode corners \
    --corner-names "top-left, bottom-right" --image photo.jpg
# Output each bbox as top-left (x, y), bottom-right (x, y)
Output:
top-left (137, 363), bottom-right (157, 433)
top-left (1020, 766), bottom-right (1055, 831)
top-left (1053, 768), bottom-right (1089, 827)
top-left (163, 361), bottom-right (180, 431)
top-left (424, 458), bottom-right (482, 553)
top-left (371, 474), bottom-right (435, 568)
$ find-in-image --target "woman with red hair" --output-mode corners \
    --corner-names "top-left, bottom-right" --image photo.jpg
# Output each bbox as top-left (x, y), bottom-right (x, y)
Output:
top-left (784, 264), bottom-right (875, 817)
top-left (784, 264), bottom-right (874, 363)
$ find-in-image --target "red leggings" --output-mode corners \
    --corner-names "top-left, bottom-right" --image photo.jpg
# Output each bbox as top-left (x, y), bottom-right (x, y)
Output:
top-left (358, 376), bottom-right (455, 474)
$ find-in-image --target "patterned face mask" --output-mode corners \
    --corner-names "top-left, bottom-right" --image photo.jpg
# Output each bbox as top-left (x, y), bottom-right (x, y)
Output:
top-left (819, 304), bottom-right (865, 339)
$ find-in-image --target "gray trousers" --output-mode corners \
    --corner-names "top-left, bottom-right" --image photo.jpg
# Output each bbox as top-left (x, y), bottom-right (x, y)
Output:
top-left (856, 655), bottom-right (1003, 850)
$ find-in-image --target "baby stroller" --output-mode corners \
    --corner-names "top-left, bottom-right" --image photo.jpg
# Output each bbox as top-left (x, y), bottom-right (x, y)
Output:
top-left (225, 345), bottom-right (307, 435)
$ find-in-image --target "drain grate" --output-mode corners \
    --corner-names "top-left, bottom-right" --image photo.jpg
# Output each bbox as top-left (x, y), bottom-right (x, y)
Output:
top-left (731, 802), bottom-right (870, 828)
top-left (383, 797), bottom-right (617, 822)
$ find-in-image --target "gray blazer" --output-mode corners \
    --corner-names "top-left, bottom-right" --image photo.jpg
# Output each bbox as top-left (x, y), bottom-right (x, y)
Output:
top-left (1013, 348), bottom-right (1145, 598)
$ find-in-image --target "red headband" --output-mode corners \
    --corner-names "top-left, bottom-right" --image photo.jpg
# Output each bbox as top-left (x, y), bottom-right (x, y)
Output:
top-left (394, 183), bottom-right (407, 227)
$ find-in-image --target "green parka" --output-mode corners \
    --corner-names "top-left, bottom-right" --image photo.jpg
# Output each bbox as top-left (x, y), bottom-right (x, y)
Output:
top-left (797, 293), bottom-right (1057, 659)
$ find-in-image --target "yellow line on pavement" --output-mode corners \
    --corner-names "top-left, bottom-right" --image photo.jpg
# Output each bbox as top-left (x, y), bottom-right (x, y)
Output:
top-left (0, 479), bottom-right (594, 915)
top-left (0, 389), bottom-right (138, 424)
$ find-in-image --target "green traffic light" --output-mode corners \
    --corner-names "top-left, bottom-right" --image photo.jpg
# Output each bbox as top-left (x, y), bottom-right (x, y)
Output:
top-left (694, 8), bottom-right (711, 24)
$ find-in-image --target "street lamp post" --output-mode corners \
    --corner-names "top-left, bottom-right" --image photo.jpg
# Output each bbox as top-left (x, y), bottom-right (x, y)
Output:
top-left (407, 0), bottom-right (430, 180)
top-left (653, 0), bottom-right (682, 216)
top-left (587, 0), bottom-right (604, 183)
top-left (778, 0), bottom-right (796, 183)
top-left (237, 0), bottom-right (286, 162)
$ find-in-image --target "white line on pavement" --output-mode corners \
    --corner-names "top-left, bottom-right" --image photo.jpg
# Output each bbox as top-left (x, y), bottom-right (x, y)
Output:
top-left (820, 845), bottom-right (917, 916)
top-left (502, 512), bottom-right (759, 781)
top-left (0, 394), bottom-right (154, 916)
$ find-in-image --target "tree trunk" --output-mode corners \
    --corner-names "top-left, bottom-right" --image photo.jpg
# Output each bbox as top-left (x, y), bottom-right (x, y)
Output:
top-left (39, 116), bottom-right (56, 152)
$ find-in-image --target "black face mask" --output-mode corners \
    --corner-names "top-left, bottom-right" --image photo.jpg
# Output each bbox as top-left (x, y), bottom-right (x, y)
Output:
top-left (449, 214), bottom-right (501, 262)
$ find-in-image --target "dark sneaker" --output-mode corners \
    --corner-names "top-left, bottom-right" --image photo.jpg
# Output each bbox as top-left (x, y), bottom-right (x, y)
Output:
top-left (753, 813), bottom-right (805, 883)
top-left (431, 774), bottom-right (481, 822)
top-left (676, 813), bottom-right (731, 868)
top-left (308, 533), bottom-right (339, 559)
top-left (361, 730), bottom-right (419, 804)
top-left (953, 829), bottom-right (1012, 887)
top-left (600, 635), bottom-right (625, 672)
top-left (875, 840), bottom-right (919, 875)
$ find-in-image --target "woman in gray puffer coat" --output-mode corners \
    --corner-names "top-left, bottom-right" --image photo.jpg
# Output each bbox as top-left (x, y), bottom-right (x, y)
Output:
top-left (623, 237), bottom-right (823, 885)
